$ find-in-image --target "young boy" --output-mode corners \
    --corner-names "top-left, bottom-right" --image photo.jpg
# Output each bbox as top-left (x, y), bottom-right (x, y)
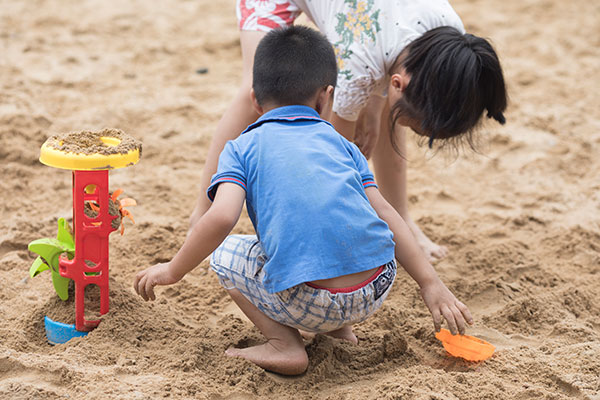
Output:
top-left (134, 26), bottom-right (472, 376)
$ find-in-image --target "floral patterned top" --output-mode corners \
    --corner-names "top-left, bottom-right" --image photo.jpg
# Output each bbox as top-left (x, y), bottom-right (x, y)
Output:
top-left (293, 0), bottom-right (465, 121)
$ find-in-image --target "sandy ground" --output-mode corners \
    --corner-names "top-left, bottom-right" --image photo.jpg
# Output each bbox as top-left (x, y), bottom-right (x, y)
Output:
top-left (1, 0), bottom-right (599, 399)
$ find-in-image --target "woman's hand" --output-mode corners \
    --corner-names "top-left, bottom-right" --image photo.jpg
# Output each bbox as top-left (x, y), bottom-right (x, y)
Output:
top-left (419, 278), bottom-right (473, 335)
top-left (353, 107), bottom-right (381, 159)
top-left (353, 94), bottom-right (386, 159)
top-left (134, 262), bottom-right (182, 301)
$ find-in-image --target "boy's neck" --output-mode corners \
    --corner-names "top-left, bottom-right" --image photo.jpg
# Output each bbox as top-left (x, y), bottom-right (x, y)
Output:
top-left (252, 86), bottom-right (333, 118)
top-left (260, 102), bottom-right (317, 115)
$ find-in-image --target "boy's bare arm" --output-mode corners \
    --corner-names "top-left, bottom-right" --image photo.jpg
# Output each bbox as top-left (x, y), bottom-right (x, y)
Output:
top-left (365, 186), bottom-right (473, 334)
top-left (134, 183), bottom-right (245, 301)
top-left (366, 186), bottom-right (438, 285)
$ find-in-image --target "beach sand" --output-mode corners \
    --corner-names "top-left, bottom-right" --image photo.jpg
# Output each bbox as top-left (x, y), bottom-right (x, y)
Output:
top-left (1, 0), bottom-right (599, 398)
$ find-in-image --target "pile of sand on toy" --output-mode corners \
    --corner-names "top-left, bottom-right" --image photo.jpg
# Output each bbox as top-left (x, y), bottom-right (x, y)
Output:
top-left (44, 128), bottom-right (142, 156)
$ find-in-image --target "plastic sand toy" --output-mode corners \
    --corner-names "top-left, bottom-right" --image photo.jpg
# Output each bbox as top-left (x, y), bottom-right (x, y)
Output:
top-left (435, 329), bottom-right (495, 361)
top-left (28, 129), bottom-right (141, 344)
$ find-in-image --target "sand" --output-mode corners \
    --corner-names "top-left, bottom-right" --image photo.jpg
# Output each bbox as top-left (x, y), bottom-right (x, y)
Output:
top-left (1, 0), bottom-right (599, 399)
top-left (44, 129), bottom-right (141, 156)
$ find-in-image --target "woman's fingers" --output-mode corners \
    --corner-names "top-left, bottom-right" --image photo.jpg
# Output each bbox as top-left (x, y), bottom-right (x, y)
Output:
top-left (354, 134), bottom-right (365, 150)
top-left (362, 143), bottom-right (373, 159)
top-left (355, 131), bottom-right (375, 159)
top-left (363, 133), bottom-right (377, 159)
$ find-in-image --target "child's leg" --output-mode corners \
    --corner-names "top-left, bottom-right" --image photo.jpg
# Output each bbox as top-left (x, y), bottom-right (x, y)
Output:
top-left (299, 326), bottom-right (357, 344)
top-left (190, 31), bottom-right (265, 227)
top-left (225, 288), bottom-right (309, 375)
top-left (211, 235), bottom-right (308, 375)
top-left (372, 103), bottom-right (449, 262)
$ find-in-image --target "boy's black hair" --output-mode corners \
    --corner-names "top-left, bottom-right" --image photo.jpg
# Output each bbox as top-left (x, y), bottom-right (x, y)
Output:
top-left (391, 26), bottom-right (507, 149)
top-left (253, 26), bottom-right (337, 106)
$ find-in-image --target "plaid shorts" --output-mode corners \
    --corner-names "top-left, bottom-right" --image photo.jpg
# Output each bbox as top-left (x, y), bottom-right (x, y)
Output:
top-left (210, 235), bottom-right (396, 333)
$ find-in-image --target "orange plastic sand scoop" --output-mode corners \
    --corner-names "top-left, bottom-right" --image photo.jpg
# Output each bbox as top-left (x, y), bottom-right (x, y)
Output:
top-left (435, 329), bottom-right (495, 361)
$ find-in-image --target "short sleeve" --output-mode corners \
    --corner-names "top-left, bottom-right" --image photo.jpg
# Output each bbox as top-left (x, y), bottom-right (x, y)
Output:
top-left (346, 141), bottom-right (377, 190)
top-left (207, 141), bottom-right (247, 201)
top-left (333, 75), bottom-right (376, 122)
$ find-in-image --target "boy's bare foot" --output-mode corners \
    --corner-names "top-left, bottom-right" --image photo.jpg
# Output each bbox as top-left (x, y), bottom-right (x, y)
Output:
top-left (299, 326), bottom-right (358, 344)
top-left (405, 217), bottom-right (448, 262)
top-left (299, 330), bottom-right (316, 340)
top-left (225, 339), bottom-right (308, 375)
top-left (324, 326), bottom-right (358, 344)
top-left (224, 288), bottom-right (308, 375)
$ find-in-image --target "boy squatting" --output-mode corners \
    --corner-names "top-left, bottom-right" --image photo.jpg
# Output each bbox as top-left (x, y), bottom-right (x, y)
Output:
top-left (134, 26), bottom-right (473, 376)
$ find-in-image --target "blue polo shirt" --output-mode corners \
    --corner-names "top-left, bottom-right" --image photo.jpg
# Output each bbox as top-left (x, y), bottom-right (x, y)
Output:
top-left (208, 105), bottom-right (395, 293)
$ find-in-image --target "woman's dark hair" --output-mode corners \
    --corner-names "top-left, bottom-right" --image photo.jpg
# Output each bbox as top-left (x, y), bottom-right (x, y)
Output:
top-left (253, 26), bottom-right (337, 106)
top-left (391, 26), bottom-right (507, 150)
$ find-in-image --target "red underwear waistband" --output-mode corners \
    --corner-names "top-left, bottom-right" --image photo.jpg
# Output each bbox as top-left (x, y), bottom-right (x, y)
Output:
top-left (305, 265), bottom-right (385, 294)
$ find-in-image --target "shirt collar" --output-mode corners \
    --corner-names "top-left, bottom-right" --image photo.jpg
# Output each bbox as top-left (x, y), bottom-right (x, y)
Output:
top-left (242, 105), bottom-right (331, 134)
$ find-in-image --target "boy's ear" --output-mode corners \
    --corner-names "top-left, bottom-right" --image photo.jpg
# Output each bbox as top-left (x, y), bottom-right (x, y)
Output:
top-left (315, 85), bottom-right (334, 118)
top-left (250, 89), bottom-right (264, 115)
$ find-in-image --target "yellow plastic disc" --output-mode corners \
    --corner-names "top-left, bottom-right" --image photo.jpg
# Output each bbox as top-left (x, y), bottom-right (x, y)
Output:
top-left (39, 130), bottom-right (141, 171)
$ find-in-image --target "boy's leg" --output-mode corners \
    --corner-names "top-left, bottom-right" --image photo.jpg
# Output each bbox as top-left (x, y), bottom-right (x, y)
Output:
top-left (372, 102), bottom-right (448, 262)
top-left (225, 288), bottom-right (309, 375)
top-left (299, 326), bottom-right (357, 344)
top-left (190, 31), bottom-right (265, 227)
top-left (211, 235), bottom-right (308, 375)
top-left (322, 326), bottom-right (357, 343)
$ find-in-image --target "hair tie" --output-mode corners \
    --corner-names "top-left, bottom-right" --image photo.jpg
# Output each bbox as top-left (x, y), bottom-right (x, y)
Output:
top-left (487, 111), bottom-right (506, 125)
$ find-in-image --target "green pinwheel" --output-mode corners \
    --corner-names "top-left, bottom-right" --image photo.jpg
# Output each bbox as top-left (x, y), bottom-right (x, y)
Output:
top-left (28, 218), bottom-right (74, 300)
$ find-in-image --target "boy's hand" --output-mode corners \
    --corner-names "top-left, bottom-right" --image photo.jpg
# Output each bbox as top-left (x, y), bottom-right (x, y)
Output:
top-left (419, 278), bottom-right (473, 335)
top-left (132, 182), bottom-right (245, 302)
top-left (134, 262), bottom-right (181, 301)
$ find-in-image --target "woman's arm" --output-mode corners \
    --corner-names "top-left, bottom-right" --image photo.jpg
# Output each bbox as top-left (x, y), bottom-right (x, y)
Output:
top-left (330, 112), bottom-right (356, 142)
top-left (330, 95), bottom-right (386, 159)
top-left (354, 95), bottom-right (386, 159)
top-left (365, 186), bottom-right (473, 334)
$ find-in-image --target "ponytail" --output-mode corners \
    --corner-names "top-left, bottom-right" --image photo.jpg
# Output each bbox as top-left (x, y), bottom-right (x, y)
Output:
top-left (464, 33), bottom-right (507, 126)
top-left (390, 27), bottom-right (508, 151)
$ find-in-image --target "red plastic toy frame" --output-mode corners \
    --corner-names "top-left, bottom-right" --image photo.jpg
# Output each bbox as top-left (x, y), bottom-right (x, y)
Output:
top-left (59, 170), bottom-right (118, 331)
